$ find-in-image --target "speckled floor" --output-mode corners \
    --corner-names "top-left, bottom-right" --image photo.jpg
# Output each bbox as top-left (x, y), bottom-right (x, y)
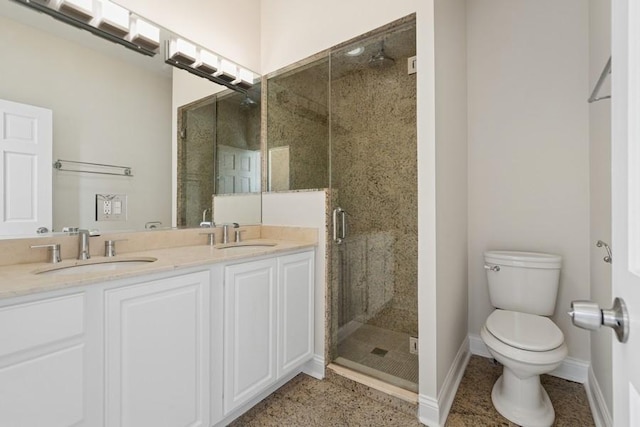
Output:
top-left (229, 355), bottom-right (595, 426)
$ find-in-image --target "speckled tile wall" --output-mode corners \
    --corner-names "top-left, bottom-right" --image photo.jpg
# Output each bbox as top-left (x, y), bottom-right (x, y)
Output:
top-left (267, 61), bottom-right (330, 191)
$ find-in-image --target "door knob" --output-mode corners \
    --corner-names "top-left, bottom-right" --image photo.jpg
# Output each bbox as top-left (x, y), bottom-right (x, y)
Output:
top-left (569, 297), bottom-right (629, 343)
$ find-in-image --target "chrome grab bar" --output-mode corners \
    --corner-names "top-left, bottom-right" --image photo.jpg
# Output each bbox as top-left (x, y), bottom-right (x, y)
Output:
top-left (333, 207), bottom-right (346, 244)
top-left (596, 240), bottom-right (612, 264)
top-left (484, 264), bottom-right (500, 272)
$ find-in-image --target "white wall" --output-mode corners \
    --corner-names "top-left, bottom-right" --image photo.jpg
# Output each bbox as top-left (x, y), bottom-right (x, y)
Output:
top-left (262, 191), bottom-right (327, 373)
top-left (467, 0), bottom-right (591, 361)
top-left (260, 0), bottom-right (416, 74)
top-left (0, 14), bottom-right (172, 233)
top-left (434, 0), bottom-right (468, 396)
top-left (115, 0), bottom-right (261, 72)
top-left (416, 0), bottom-right (439, 412)
top-left (588, 0), bottom-right (613, 418)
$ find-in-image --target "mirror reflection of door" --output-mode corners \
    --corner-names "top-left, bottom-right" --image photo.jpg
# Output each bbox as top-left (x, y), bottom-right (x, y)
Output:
top-left (0, 98), bottom-right (52, 236)
top-left (177, 87), bottom-right (261, 228)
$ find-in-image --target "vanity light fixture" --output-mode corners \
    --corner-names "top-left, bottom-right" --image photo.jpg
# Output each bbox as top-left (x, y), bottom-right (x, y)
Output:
top-left (233, 68), bottom-right (255, 90)
top-left (214, 58), bottom-right (237, 82)
top-left (129, 16), bottom-right (160, 51)
top-left (96, 0), bottom-right (129, 37)
top-left (12, 0), bottom-right (158, 56)
top-left (195, 50), bottom-right (219, 74)
top-left (164, 43), bottom-right (254, 93)
top-left (56, 0), bottom-right (93, 21)
top-left (168, 38), bottom-right (197, 64)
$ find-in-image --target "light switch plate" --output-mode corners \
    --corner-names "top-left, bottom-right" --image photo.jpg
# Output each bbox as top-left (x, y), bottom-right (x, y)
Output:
top-left (96, 194), bottom-right (127, 221)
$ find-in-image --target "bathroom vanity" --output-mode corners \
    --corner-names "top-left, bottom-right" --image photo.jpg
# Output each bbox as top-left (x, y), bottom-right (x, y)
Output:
top-left (0, 228), bottom-right (316, 427)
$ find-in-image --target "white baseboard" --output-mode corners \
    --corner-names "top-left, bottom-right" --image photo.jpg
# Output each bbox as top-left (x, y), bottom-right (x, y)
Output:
top-left (419, 338), bottom-right (470, 427)
top-left (585, 366), bottom-right (613, 427)
top-left (302, 354), bottom-right (325, 380)
top-left (469, 333), bottom-right (492, 358)
top-left (468, 333), bottom-right (588, 383)
top-left (418, 394), bottom-right (439, 426)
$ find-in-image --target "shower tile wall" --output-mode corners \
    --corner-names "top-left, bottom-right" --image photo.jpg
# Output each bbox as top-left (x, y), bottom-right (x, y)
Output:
top-left (267, 62), bottom-right (330, 191)
top-left (217, 92), bottom-right (261, 152)
top-left (331, 28), bottom-right (417, 336)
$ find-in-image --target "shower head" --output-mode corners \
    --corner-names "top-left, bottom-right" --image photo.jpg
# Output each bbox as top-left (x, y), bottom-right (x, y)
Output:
top-left (368, 41), bottom-right (395, 69)
top-left (240, 95), bottom-right (258, 110)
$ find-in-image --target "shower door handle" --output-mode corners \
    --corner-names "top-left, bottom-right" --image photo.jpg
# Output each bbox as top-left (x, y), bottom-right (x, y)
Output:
top-left (333, 207), bottom-right (347, 244)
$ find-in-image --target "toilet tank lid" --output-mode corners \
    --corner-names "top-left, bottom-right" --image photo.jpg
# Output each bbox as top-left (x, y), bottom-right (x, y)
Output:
top-left (484, 250), bottom-right (561, 269)
top-left (486, 310), bottom-right (564, 351)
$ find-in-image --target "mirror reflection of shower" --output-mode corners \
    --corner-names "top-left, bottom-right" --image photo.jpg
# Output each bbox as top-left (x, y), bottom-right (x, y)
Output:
top-left (177, 85), bottom-right (261, 228)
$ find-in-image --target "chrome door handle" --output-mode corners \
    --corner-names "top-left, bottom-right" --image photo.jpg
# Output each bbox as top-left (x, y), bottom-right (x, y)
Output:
top-left (569, 297), bottom-right (629, 343)
top-left (333, 207), bottom-right (345, 245)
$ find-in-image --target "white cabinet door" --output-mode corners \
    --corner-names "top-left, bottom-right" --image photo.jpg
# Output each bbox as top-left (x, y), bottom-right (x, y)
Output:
top-left (277, 251), bottom-right (314, 378)
top-left (223, 259), bottom-right (277, 415)
top-left (0, 294), bottom-right (87, 427)
top-left (0, 98), bottom-right (52, 236)
top-left (105, 272), bottom-right (210, 427)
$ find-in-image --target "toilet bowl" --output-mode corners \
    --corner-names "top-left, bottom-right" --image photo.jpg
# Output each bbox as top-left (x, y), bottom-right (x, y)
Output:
top-left (481, 310), bottom-right (567, 427)
top-left (481, 251), bottom-right (565, 427)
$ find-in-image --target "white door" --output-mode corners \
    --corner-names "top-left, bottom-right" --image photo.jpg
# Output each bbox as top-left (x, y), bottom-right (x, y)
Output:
top-left (217, 145), bottom-right (260, 194)
top-left (0, 99), bottom-right (52, 236)
top-left (611, 1), bottom-right (640, 425)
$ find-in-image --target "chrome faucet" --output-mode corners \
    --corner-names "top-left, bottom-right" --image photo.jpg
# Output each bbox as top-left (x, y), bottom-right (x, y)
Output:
top-left (78, 229), bottom-right (91, 260)
top-left (200, 208), bottom-right (214, 228)
top-left (221, 223), bottom-right (239, 244)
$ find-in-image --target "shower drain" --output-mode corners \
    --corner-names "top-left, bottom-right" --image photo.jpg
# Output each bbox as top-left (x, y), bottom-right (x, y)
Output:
top-left (371, 347), bottom-right (388, 357)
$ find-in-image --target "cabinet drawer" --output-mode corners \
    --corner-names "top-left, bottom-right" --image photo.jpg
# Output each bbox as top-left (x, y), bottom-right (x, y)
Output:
top-left (0, 294), bottom-right (84, 358)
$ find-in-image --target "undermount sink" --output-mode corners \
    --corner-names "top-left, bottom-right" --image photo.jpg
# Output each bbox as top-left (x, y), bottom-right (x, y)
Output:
top-left (36, 257), bottom-right (157, 276)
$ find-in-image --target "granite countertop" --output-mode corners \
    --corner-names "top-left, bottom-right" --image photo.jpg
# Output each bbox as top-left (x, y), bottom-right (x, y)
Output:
top-left (0, 239), bottom-right (315, 300)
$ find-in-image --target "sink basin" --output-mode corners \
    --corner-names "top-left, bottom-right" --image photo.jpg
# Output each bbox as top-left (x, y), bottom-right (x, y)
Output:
top-left (36, 257), bottom-right (157, 276)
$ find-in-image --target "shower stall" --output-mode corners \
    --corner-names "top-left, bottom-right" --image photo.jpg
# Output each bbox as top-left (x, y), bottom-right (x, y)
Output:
top-left (267, 17), bottom-right (417, 392)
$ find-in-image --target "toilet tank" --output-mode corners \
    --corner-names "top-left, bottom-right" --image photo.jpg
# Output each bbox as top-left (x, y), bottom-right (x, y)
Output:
top-left (484, 250), bottom-right (562, 316)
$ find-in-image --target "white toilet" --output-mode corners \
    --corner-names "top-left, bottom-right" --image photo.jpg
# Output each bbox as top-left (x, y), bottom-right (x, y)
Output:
top-left (480, 250), bottom-right (568, 427)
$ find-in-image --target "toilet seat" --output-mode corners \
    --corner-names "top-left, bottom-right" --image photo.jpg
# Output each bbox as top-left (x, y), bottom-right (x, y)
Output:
top-left (485, 310), bottom-right (564, 351)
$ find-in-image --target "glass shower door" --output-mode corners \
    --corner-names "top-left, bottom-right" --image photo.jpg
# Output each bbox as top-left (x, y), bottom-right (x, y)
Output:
top-left (330, 23), bottom-right (418, 392)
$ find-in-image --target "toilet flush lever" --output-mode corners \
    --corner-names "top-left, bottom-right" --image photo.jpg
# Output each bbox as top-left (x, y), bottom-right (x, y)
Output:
top-left (569, 298), bottom-right (629, 343)
top-left (484, 264), bottom-right (500, 272)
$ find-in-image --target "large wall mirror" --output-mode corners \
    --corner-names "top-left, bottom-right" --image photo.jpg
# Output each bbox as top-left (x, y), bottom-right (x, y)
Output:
top-left (0, 0), bottom-right (261, 239)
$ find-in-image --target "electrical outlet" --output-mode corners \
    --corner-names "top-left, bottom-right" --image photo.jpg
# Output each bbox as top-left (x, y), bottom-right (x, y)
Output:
top-left (96, 194), bottom-right (127, 221)
top-left (409, 336), bottom-right (419, 355)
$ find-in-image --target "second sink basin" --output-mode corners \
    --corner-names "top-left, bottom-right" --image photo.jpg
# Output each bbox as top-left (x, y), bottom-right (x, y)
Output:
top-left (36, 257), bottom-right (157, 276)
